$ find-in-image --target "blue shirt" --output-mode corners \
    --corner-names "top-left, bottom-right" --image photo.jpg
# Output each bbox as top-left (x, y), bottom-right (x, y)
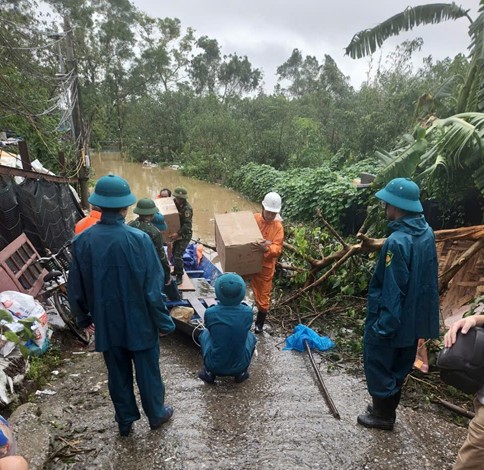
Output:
top-left (67, 211), bottom-right (175, 352)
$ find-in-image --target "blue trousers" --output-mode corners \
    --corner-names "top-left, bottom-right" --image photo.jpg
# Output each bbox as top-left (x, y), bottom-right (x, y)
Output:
top-left (363, 341), bottom-right (418, 398)
top-left (103, 346), bottom-right (165, 427)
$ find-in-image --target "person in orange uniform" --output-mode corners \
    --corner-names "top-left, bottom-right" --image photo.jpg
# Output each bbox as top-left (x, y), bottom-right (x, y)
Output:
top-left (74, 205), bottom-right (101, 234)
top-left (251, 192), bottom-right (284, 334)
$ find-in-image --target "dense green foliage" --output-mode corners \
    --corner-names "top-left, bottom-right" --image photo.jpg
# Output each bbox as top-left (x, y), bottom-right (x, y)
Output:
top-left (228, 160), bottom-right (376, 231)
top-left (0, 0), bottom-right (482, 225)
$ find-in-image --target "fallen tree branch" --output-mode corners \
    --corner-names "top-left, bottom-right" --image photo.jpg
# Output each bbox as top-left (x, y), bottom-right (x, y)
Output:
top-left (276, 262), bottom-right (306, 272)
top-left (316, 209), bottom-right (348, 249)
top-left (432, 397), bottom-right (475, 419)
top-left (282, 245), bottom-right (360, 304)
top-left (283, 241), bottom-right (319, 265)
top-left (281, 224), bottom-right (484, 304)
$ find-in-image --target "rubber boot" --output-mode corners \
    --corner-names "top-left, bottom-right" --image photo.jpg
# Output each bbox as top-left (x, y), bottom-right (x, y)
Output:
top-left (358, 396), bottom-right (396, 431)
top-left (366, 389), bottom-right (401, 423)
top-left (254, 310), bottom-right (267, 334)
top-left (198, 368), bottom-right (216, 384)
top-left (234, 370), bottom-right (250, 383)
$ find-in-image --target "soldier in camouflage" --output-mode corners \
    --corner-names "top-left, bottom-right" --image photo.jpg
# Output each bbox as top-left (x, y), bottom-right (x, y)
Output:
top-left (170, 187), bottom-right (193, 285)
top-left (129, 198), bottom-right (172, 285)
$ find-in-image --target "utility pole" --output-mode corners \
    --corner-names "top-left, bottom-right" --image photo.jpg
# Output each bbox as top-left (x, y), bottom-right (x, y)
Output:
top-left (47, 31), bottom-right (75, 141)
top-left (63, 15), bottom-right (89, 209)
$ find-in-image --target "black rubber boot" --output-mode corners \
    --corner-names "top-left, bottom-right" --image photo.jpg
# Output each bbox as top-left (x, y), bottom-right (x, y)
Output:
top-left (254, 310), bottom-right (267, 334)
top-left (358, 396), bottom-right (396, 431)
top-left (234, 370), bottom-right (250, 383)
top-left (366, 389), bottom-right (401, 422)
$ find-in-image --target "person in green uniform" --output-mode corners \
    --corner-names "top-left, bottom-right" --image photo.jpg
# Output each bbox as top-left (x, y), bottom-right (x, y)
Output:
top-left (129, 198), bottom-right (172, 286)
top-left (169, 187), bottom-right (193, 285)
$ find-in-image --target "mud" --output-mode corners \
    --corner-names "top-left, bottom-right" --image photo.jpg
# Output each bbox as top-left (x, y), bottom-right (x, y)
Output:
top-left (12, 331), bottom-right (467, 469)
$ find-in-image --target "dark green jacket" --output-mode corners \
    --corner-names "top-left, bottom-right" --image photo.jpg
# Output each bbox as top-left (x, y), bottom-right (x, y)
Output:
top-left (364, 214), bottom-right (440, 348)
top-left (129, 218), bottom-right (171, 281)
top-left (68, 212), bottom-right (175, 352)
top-left (176, 200), bottom-right (193, 240)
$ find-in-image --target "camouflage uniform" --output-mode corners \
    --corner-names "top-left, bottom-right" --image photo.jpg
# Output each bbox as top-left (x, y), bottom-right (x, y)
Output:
top-left (172, 199), bottom-right (193, 278)
top-left (129, 218), bottom-right (171, 282)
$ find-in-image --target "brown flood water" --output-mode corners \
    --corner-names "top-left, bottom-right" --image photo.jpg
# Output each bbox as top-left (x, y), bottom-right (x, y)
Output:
top-left (90, 151), bottom-right (259, 245)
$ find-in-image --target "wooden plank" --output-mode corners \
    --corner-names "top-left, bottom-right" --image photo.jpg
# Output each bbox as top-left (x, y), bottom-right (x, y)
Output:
top-left (0, 164), bottom-right (78, 184)
top-left (177, 272), bottom-right (195, 291)
top-left (204, 298), bottom-right (217, 307)
top-left (183, 291), bottom-right (206, 322)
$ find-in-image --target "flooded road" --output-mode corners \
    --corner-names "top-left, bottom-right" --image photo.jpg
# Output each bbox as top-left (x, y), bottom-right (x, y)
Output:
top-left (12, 332), bottom-right (467, 469)
top-left (90, 152), bottom-right (259, 245)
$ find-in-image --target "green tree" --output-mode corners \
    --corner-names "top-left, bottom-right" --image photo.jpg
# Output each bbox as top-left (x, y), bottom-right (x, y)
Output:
top-left (276, 49), bottom-right (320, 98)
top-left (0, 1), bottom-right (69, 167)
top-left (346, 2), bottom-right (484, 200)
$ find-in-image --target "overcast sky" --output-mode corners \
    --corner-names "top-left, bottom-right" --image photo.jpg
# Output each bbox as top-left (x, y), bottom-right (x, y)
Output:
top-left (132, 0), bottom-right (477, 92)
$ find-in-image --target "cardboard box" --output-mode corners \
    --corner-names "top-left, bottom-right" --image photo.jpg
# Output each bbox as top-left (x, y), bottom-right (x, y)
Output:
top-left (215, 211), bottom-right (263, 276)
top-left (154, 198), bottom-right (180, 235)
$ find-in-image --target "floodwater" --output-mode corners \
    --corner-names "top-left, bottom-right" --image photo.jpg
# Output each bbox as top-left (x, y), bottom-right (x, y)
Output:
top-left (12, 332), bottom-right (468, 469)
top-left (90, 152), bottom-right (260, 245)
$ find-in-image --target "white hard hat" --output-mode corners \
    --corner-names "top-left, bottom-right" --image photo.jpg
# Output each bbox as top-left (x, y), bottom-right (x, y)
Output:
top-left (262, 192), bottom-right (282, 213)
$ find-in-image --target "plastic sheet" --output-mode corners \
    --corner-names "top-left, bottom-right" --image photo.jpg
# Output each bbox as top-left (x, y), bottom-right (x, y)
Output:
top-left (283, 324), bottom-right (335, 352)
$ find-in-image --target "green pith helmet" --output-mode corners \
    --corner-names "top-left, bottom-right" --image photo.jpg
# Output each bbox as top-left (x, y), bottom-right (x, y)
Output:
top-left (214, 273), bottom-right (246, 306)
top-left (88, 174), bottom-right (136, 208)
top-left (173, 187), bottom-right (188, 199)
top-left (133, 198), bottom-right (159, 216)
top-left (375, 178), bottom-right (423, 213)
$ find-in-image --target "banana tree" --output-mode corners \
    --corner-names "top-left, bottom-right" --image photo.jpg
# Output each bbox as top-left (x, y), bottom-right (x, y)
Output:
top-left (346, 2), bottom-right (484, 201)
top-left (345, 1), bottom-right (483, 113)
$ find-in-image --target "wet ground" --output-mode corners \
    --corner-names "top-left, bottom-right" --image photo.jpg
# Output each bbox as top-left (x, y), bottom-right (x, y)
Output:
top-left (11, 330), bottom-right (468, 469)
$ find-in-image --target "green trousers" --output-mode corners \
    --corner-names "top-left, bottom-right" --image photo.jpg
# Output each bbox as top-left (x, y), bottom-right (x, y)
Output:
top-left (172, 238), bottom-right (190, 276)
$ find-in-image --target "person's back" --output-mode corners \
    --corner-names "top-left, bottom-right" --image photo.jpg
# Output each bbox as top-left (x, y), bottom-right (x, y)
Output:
top-left (198, 273), bottom-right (257, 384)
top-left (68, 174), bottom-right (175, 437)
top-left (71, 212), bottom-right (171, 351)
top-left (203, 303), bottom-right (253, 376)
top-left (128, 198), bottom-right (171, 284)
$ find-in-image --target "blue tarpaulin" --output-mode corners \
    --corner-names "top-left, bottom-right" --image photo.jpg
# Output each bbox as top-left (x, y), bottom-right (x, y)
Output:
top-left (283, 324), bottom-right (335, 352)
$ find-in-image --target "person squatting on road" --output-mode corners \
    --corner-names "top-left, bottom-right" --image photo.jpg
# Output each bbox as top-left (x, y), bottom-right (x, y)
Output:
top-left (67, 174), bottom-right (176, 437)
top-left (198, 273), bottom-right (257, 384)
top-left (357, 178), bottom-right (440, 431)
top-left (444, 314), bottom-right (484, 470)
top-left (128, 197), bottom-right (172, 287)
top-left (250, 192), bottom-right (284, 334)
top-left (170, 187), bottom-right (193, 285)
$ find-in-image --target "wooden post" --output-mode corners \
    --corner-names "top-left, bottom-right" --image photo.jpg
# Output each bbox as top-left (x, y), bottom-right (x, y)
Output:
top-left (18, 141), bottom-right (32, 171)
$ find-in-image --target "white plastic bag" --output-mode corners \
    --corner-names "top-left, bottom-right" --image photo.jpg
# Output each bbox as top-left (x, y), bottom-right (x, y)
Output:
top-left (0, 291), bottom-right (49, 350)
top-left (0, 291), bottom-right (44, 319)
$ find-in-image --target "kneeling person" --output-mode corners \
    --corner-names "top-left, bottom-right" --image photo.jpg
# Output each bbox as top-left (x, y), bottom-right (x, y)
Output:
top-left (199, 274), bottom-right (257, 384)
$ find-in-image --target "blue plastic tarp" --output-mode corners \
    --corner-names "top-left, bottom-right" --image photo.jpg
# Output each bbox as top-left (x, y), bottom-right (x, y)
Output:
top-left (283, 324), bottom-right (335, 352)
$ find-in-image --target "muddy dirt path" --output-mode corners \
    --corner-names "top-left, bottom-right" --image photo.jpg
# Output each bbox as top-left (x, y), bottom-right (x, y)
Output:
top-left (11, 331), bottom-right (467, 469)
